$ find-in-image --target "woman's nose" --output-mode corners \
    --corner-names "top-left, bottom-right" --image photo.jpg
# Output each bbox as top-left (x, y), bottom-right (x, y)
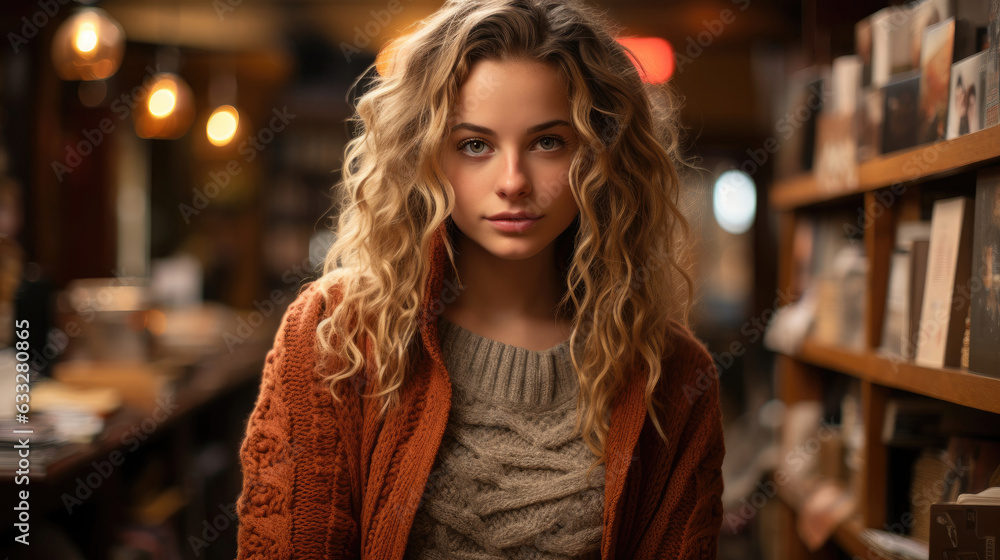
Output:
top-left (495, 152), bottom-right (531, 200)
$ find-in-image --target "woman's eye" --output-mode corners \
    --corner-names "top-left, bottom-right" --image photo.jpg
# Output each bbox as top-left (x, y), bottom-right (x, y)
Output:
top-left (536, 136), bottom-right (566, 151)
top-left (458, 139), bottom-right (490, 157)
top-left (457, 135), bottom-right (567, 158)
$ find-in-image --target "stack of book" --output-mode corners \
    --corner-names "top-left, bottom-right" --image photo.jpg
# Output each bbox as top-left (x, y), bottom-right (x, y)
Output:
top-left (776, 0), bottom-right (1000, 178)
top-left (879, 168), bottom-right (1000, 375)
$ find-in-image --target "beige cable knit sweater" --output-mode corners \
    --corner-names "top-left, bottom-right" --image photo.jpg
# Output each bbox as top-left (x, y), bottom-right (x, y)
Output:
top-left (403, 317), bottom-right (605, 559)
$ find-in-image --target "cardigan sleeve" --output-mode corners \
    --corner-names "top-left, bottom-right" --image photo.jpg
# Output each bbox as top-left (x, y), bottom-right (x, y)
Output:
top-left (235, 318), bottom-right (297, 560)
top-left (663, 359), bottom-right (725, 560)
top-left (629, 350), bottom-right (725, 560)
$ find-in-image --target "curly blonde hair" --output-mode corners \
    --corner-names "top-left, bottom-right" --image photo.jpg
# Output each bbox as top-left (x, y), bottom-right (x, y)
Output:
top-left (314, 0), bottom-right (694, 476)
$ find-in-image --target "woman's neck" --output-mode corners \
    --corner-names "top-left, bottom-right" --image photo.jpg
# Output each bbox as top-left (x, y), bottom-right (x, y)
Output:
top-left (442, 230), bottom-right (571, 348)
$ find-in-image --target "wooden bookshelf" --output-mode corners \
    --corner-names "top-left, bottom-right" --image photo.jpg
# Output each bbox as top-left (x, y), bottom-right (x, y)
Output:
top-left (769, 123), bottom-right (1000, 558)
top-left (772, 124), bottom-right (1000, 210)
top-left (795, 340), bottom-right (1000, 415)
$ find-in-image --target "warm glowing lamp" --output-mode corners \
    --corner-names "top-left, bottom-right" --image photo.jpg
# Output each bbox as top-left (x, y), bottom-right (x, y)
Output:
top-left (206, 105), bottom-right (239, 147)
top-left (134, 73), bottom-right (195, 139)
top-left (616, 37), bottom-right (675, 83)
top-left (51, 8), bottom-right (126, 81)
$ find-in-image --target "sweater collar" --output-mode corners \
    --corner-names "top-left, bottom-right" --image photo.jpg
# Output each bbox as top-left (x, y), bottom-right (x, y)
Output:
top-left (413, 221), bottom-right (648, 560)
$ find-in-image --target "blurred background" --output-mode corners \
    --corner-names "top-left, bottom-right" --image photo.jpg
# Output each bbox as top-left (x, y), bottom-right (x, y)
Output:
top-left (3, 0), bottom-right (999, 559)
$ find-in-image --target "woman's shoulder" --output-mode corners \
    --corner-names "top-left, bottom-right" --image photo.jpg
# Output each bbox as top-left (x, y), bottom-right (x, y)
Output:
top-left (265, 274), bottom-right (352, 369)
top-left (656, 317), bottom-right (721, 409)
top-left (278, 273), bottom-right (351, 334)
top-left (263, 274), bottom-right (369, 404)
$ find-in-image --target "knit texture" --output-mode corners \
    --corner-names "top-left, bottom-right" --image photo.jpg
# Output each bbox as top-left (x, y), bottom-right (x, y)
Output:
top-left (235, 221), bottom-right (726, 560)
top-left (402, 317), bottom-right (605, 560)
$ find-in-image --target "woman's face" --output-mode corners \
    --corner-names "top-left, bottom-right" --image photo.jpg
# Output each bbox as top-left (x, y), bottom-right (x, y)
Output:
top-left (442, 58), bottom-right (580, 261)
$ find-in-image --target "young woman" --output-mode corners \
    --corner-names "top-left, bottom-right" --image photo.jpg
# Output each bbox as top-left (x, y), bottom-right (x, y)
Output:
top-left (236, 1), bottom-right (725, 559)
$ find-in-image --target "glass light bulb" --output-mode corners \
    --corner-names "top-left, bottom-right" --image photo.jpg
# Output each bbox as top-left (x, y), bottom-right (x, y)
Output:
top-left (148, 88), bottom-right (177, 118)
top-left (207, 106), bottom-right (239, 146)
top-left (74, 22), bottom-right (98, 53)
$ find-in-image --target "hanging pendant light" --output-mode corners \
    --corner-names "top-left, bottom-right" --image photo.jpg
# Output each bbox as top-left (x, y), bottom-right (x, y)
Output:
top-left (134, 72), bottom-right (195, 139)
top-left (203, 73), bottom-right (241, 148)
top-left (206, 105), bottom-right (239, 147)
top-left (51, 7), bottom-right (126, 81)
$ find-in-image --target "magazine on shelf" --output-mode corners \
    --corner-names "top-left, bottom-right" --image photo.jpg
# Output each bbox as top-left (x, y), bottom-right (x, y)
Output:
top-left (970, 167), bottom-right (1000, 375)
top-left (946, 51), bottom-right (988, 139)
top-left (915, 196), bottom-right (975, 369)
top-left (918, 18), bottom-right (956, 144)
top-left (908, 0), bottom-right (954, 69)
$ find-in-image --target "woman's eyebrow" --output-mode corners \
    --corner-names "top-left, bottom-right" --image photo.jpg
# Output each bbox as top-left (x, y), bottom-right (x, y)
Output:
top-left (449, 119), bottom-right (572, 135)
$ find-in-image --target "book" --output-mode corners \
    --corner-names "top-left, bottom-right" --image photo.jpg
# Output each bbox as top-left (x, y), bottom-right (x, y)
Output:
top-left (799, 209), bottom-right (866, 349)
top-left (909, 0), bottom-right (954, 70)
top-left (961, 309), bottom-right (971, 369)
top-left (910, 447), bottom-right (954, 543)
top-left (777, 67), bottom-right (827, 178)
top-left (986, 0), bottom-right (1000, 127)
top-left (945, 436), bottom-right (1000, 495)
top-left (871, 7), bottom-right (900, 88)
top-left (915, 196), bottom-right (975, 369)
top-left (906, 239), bottom-right (931, 359)
top-left (883, 252), bottom-right (913, 357)
top-left (881, 221), bottom-right (932, 357)
top-left (969, 167), bottom-right (1000, 375)
top-left (946, 51), bottom-right (988, 139)
top-left (815, 57), bottom-right (860, 188)
top-left (881, 396), bottom-right (948, 447)
top-left (929, 502), bottom-right (1000, 558)
top-left (882, 71), bottom-right (922, 154)
top-left (918, 18), bottom-right (956, 144)
top-left (858, 86), bottom-right (884, 161)
top-left (858, 529), bottom-right (928, 560)
top-left (856, 16), bottom-right (874, 88)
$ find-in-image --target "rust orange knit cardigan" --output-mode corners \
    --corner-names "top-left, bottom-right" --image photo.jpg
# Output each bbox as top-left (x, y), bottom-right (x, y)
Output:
top-left (235, 223), bottom-right (726, 560)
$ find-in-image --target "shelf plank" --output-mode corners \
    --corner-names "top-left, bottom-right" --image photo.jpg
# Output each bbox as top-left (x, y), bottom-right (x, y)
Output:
top-left (791, 340), bottom-right (1000, 414)
top-left (771, 125), bottom-right (1000, 210)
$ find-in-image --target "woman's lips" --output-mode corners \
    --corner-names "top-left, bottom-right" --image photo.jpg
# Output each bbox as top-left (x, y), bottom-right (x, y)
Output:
top-left (486, 216), bottom-right (541, 233)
